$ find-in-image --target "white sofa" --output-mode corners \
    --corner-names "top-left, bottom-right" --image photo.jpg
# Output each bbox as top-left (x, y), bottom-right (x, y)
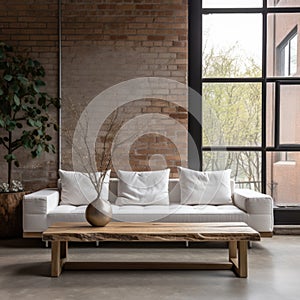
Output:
top-left (23, 178), bottom-right (274, 237)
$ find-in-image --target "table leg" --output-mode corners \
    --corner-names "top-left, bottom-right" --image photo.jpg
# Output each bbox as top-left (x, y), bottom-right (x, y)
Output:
top-left (237, 241), bottom-right (248, 278)
top-left (51, 241), bottom-right (68, 277)
top-left (229, 241), bottom-right (237, 260)
top-left (229, 240), bottom-right (248, 278)
top-left (61, 241), bottom-right (68, 260)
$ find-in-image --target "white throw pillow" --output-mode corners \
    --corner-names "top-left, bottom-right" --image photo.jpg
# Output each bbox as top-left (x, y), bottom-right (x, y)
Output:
top-left (178, 167), bottom-right (232, 205)
top-left (115, 169), bottom-right (170, 206)
top-left (59, 169), bottom-right (111, 206)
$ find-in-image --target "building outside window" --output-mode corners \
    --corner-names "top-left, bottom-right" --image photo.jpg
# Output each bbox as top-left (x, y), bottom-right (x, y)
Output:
top-left (277, 28), bottom-right (298, 76)
top-left (189, 0), bottom-right (300, 222)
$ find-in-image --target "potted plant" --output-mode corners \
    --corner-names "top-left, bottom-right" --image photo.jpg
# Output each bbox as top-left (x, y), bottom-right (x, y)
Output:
top-left (0, 42), bottom-right (59, 237)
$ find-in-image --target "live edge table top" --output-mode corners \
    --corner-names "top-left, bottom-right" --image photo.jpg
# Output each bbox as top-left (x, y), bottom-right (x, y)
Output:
top-left (42, 222), bottom-right (261, 243)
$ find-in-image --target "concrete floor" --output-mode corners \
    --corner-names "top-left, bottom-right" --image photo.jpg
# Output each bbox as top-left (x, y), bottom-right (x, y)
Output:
top-left (0, 236), bottom-right (300, 300)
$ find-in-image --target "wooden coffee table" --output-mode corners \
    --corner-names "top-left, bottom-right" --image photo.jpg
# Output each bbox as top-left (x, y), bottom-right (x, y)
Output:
top-left (42, 222), bottom-right (260, 278)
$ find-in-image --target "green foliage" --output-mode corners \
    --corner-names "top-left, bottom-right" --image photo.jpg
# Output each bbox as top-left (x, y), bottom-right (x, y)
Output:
top-left (202, 45), bottom-right (262, 190)
top-left (0, 42), bottom-right (60, 185)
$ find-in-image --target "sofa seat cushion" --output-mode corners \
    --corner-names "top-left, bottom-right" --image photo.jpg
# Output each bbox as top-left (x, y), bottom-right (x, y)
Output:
top-left (47, 205), bottom-right (87, 225)
top-left (47, 204), bottom-right (247, 225)
top-left (112, 204), bottom-right (247, 222)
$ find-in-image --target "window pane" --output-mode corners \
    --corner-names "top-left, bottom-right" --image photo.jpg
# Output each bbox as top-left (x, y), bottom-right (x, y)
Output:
top-left (203, 151), bottom-right (262, 192)
top-left (203, 0), bottom-right (262, 8)
top-left (203, 83), bottom-right (261, 146)
top-left (290, 34), bottom-right (298, 75)
top-left (266, 83), bottom-right (276, 147)
top-left (203, 14), bottom-right (262, 78)
top-left (268, 0), bottom-right (300, 7)
top-left (284, 45), bottom-right (289, 76)
top-left (267, 13), bottom-right (299, 77)
top-left (279, 84), bottom-right (300, 145)
top-left (267, 152), bottom-right (300, 205)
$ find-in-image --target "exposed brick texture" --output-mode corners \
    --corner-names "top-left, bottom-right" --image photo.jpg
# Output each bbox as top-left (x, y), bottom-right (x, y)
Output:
top-left (0, 0), bottom-right (188, 190)
top-left (0, 0), bottom-right (59, 191)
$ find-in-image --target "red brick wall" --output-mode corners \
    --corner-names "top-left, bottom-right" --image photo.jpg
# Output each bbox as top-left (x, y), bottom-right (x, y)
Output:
top-left (61, 0), bottom-right (188, 178)
top-left (0, 0), bottom-right (188, 190)
top-left (0, 0), bottom-right (59, 190)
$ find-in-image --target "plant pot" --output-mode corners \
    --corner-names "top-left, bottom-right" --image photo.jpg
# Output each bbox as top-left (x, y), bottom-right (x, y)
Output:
top-left (0, 191), bottom-right (25, 238)
top-left (85, 198), bottom-right (112, 227)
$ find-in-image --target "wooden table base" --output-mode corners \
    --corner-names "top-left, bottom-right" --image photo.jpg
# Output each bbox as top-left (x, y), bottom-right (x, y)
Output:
top-left (44, 222), bottom-right (260, 278)
top-left (50, 240), bottom-right (249, 278)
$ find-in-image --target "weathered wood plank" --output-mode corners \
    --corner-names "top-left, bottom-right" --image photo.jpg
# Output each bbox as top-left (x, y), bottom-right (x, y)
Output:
top-left (237, 241), bottom-right (248, 278)
top-left (229, 241), bottom-right (237, 260)
top-left (43, 222), bottom-right (261, 242)
top-left (63, 261), bottom-right (233, 271)
top-left (0, 192), bottom-right (25, 238)
top-left (51, 241), bottom-right (61, 277)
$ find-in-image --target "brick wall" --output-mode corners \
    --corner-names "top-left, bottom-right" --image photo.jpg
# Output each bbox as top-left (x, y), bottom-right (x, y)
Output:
top-left (0, 0), bottom-right (188, 190)
top-left (0, 0), bottom-right (59, 190)
top-left (61, 0), bottom-right (188, 178)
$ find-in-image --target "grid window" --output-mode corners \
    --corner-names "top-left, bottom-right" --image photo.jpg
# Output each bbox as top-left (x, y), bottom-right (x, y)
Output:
top-left (189, 0), bottom-right (300, 212)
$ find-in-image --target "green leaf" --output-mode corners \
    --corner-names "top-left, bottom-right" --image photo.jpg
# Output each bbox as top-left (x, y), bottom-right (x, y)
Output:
top-left (4, 154), bottom-right (16, 163)
top-left (32, 144), bottom-right (43, 158)
top-left (27, 119), bottom-right (35, 127)
top-left (0, 119), bottom-right (5, 127)
top-left (22, 104), bottom-right (28, 111)
top-left (13, 94), bottom-right (20, 105)
top-left (4, 74), bottom-right (13, 81)
top-left (27, 58), bottom-right (34, 67)
top-left (33, 84), bottom-right (40, 94)
top-left (6, 120), bottom-right (16, 131)
top-left (11, 83), bottom-right (20, 93)
top-left (38, 97), bottom-right (45, 106)
top-left (14, 160), bottom-right (20, 168)
top-left (35, 120), bottom-right (42, 128)
top-left (0, 88), bottom-right (3, 96)
top-left (18, 76), bottom-right (28, 85)
top-left (35, 79), bottom-right (45, 87)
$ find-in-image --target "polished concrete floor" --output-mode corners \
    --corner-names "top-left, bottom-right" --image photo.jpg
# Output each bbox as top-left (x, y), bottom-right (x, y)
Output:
top-left (0, 236), bottom-right (300, 300)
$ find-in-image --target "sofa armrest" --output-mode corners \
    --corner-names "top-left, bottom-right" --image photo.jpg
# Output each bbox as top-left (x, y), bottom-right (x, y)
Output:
top-left (233, 188), bottom-right (274, 233)
top-left (233, 189), bottom-right (273, 214)
top-left (23, 189), bottom-right (60, 233)
top-left (23, 189), bottom-right (59, 215)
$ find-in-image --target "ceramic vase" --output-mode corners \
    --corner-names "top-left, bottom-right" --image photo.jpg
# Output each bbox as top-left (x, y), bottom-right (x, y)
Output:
top-left (85, 197), bottom-right (112, 227)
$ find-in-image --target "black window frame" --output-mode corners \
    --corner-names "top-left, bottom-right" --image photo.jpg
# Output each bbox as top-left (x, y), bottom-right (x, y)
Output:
top-left (188, 0), bottom-right (300, 223)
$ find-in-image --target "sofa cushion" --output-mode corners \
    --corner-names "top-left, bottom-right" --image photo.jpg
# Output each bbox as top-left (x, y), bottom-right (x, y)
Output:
top-left (111, 204), bottom-right (246, 222)
top-left (47, 204), bottom-right (247, 224)
top-left (178, 167), bottom-right (232, 205)
top-left (59, 169), bottom-right (110, 206)
top-left (115, 169), bottom-right (170, 206)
